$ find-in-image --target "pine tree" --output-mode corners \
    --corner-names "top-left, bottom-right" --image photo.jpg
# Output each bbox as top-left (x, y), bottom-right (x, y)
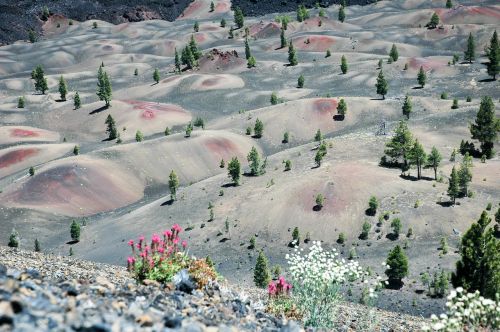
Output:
top-left (174, 48), bottom-right (181, 73)
top-left (17, 96), bottom-right (25, 108)
top-left (73, 145), bottom-right (80, 155)
top-left (447, 166), bottom-right (460, 204)
top-left (384, 120), bottom-right (414, 173)
top-left (193, 21), bottom-right (199, 32)
top-left (34, 238), bottom-right (41, 252)
top-left (8, 229), bottom-right (19, 248)
top-left (234, 7), bottom-right (244, 29)
top-left (70, 220), bottom-right (80, 242)
top-left (254, 250), bottom-right (271, 288)
top-left (168, 170), bottom-right (179, 201)
top-left (339, 6), bottom-right (346, 23)
top-left (220, 18), bottom-right (226, 28)
top-left (417, 66), bottom-right (426, 88)
top-left (428, 12), bottom-right (440, 29)
top-left (189, 35), bottom-right (202, 60)
top-left (280, 28), bottom-right (286, 49)
top-left (74, 91), bottom-right (81, 110)
top-left (296, 5), bottom-right (309, 22)
top-left (427, 147), bottom-right (442, 180)
top-left (244, 37), bottom-right (251, 59)
top-left (282, 131), bottom-right (289, 143)
top-left (254, 118), bottom-right (264, 138)
top-left (402, 95), bottom-right (412, 119)
top-left (227, 157), bottom-right (241, 185)
top-left (391, 218), bottom-right (402, 237)
top-left (58, 76), bottom-right (67, 101)
top-left (270, 92), bottom-right (279, 105)
top-left (288, 41), bottom-right (298, 66)
top-left (105, 114), bottom-right (117, 140)
top-left (135, 130), bottom-right (144, 142)
top-left (32, 65), bottom-right (48, 94)
top-left (452, 211), bottom-right (500, 299)
top-left (97, 67), bottom-right (112, 107)
top-left (315, 142), bottom-right (327, 167)
top-left (185, 122), bottom-right (193, 137)
top-left (292, 227), bottom-right (300, 245)
top-left (297, 74), bottom-right (305, 88)
top-left (153, 68), bottom-right (160, 84)
top-left (326, 49), bottom-right (331, 57)
top-left (340, 55), bottom-right (348, 74)
top-left (337, 98), bottom-right (347, 118)
top-left (247, 56), bottom-right (256, 68)
top-left (389, 44), bottom-right (399, 62)
top-left (458, 152), bottom-right (472, 197)
top-left (409, 139), bottom-right (427, 179)
top-left (29, 167), bottom-right (35, 176)
top-left (375, 70), bottom-right (388, 99)
top-left (247, 146), bottom-right (261, 176)
top-left (486, 30), bottom-right (499, 80)
top-left (446, 0), bottom-right (453, 9)
top-left (385, 245), bottom-right (409, 289)
top-left (210, 1), bottom-right (215, 12)
top-left (464, 32), bottom-right (475, 64)
top-left (470, 96), bottom-right (499, 159)
top-left (314, 129), bottom-right (323, 142)
top-left (368, 196), bottom-right (378, 215)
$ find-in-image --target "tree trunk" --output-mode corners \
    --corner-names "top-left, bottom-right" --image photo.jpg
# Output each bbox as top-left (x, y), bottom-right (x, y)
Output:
top-left (434, 167), bottom-right (437, 180)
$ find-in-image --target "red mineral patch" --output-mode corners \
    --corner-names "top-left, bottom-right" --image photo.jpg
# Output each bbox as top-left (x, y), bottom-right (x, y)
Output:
top-left (294, 35), bottom-right (335, 52)
top-left (194, 33), bottom-right (207, 44)
top-left (313, 99), bottom-right (338, 115)
top-left (123, 100), bottom-right (189, 119)
top-left (201, 77), bottom-right (220, 87)
top-left (181, 1), bottom-right (203, 18)
top-left (11, 129), bottom-right (39, 137)
top-left (0, 148), bottom-right (38, 169)
top-left (251, 22), bottom-right (281, 39)
top-left (215, 2), bottom-right (230, 13)
top-left (409, 57), bottom-right (447, 71)
top-left (203, 137), bottom-right (239, 158)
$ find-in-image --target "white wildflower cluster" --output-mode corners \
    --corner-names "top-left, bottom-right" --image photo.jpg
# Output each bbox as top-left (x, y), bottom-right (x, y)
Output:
top-left (286, 241), bottom-right (365, 288)
top-left (422, 287), bottom-right (500, 331)
top-left (285, 241), bottom-right (367, 328)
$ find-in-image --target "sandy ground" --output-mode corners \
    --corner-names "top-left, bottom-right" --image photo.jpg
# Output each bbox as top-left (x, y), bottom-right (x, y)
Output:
top-left (0, 0), bottom-right (498, 319)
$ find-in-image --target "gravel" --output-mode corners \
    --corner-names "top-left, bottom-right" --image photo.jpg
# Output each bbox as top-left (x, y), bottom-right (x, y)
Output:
top-left (0, 247), bottom-right (428, 331)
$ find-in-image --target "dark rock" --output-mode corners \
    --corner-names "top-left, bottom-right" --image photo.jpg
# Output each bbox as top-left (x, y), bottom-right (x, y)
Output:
top-left (173, 269), bottom-right (196, 294)
top-left (0, 264), bottom-right (6, 278)
top-left (164, 314), bottom-right (183, 328)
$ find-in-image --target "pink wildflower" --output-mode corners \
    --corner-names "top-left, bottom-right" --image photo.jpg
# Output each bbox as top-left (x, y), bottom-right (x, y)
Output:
top-left (151, 234), bottom-right (161, 244)
top-left (127, 256), bottom-right (135, 264)
top-left (181, 240), bottom-right (187, 248)
top-left (138, 235), bottom-right (145, 243)
top-left (128, 240), bottom-right (134, 246)
top-left (173, 237), bottom-right (180, 245)
top-left (158, 247), bottom-right (165, 254)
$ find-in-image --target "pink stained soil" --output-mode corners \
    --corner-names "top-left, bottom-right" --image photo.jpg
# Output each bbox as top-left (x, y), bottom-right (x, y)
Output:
top-left (294, 180), bottom-right (338, 213)
top-left (123, 100), bottom-right (190, 120)
top-left (0, 148), bottom-right (38, 169)
top-left (181, 1), bottom-right (203, 18)
top-left (201, 77), bottom-right (220, 87)
top-left (313, 99), bottom-right (338, 116)
top-left (194, 33), bottom-right (207, 44)
top-left (437, 6), bottom-right (500, 21)
top-left (160, 75), bottom-right (182, 84)
top-left (203, 136), bottom-right (240, 159)
top-left (11, 129), bottom-right (39, 137)
top-left (215, 2), bottom-right (230, 13)
top-left (251, 22), bottom-right (281, 39)
top-left (5, 164), bottom-right (137, 215)
top-left (293, 35), bottom-right (336, 52)
top-left (409, 57), bottom-right (447, 71)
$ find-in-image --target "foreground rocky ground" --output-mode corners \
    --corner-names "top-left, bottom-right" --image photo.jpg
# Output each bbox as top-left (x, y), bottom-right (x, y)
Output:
top-left (0, 247), bottom-right (427, 331)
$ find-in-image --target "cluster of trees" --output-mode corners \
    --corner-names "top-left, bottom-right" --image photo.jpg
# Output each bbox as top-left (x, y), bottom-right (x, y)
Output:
top-left (447, 153), bottom-right (473, 204)
top-left (178, 36), bottom-right (202, 70)
top-left (383, 121), bottom-right (442, 180)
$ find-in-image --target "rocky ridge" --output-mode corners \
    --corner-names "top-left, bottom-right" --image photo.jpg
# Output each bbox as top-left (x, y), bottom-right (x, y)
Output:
top-left (0, 247), bottom-right (428, 331)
